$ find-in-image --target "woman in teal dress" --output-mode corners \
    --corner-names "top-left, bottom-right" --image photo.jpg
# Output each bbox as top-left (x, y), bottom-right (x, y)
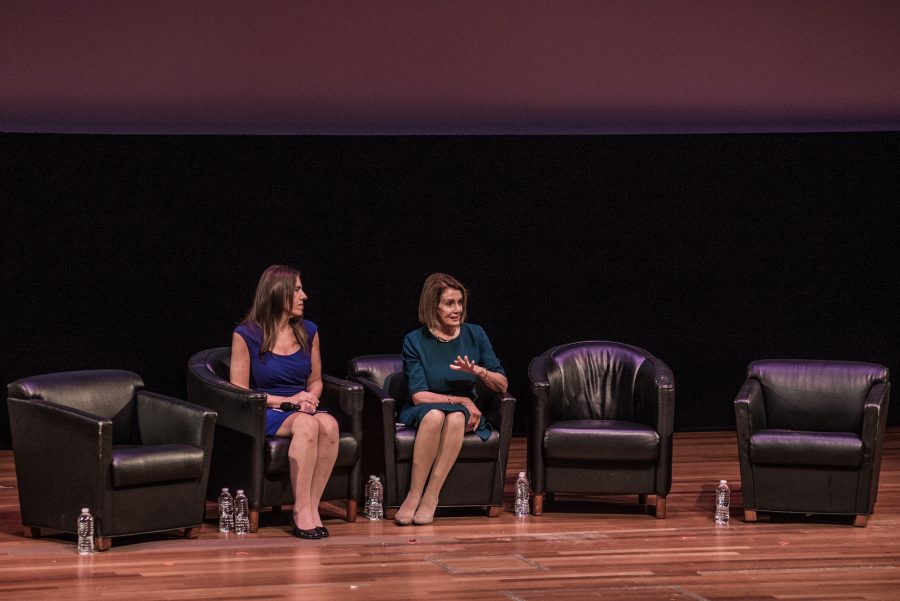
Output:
top-left (396, 273), bottom-right (509, 525)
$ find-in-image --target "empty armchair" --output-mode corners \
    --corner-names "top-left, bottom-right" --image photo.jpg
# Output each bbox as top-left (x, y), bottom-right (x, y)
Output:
top-left (734, 359), bottom-right (890, 526)
top-left (7, 369), bottom-right (216, 551)
top-left (528, 341), bottom-right (675, 518)
top-left (347, 354), bottom-right (515, 517)
top-left (187, 347), bottom-right (363, 530)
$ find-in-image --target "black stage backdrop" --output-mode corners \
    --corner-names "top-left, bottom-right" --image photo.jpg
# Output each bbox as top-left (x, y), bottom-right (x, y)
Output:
top-left (2, 133), bottom-right (898, 448)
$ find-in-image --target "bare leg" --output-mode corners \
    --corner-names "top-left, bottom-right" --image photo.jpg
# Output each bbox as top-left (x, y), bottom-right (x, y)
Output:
top-left (278, 413), bottom-right (319, 531)
top-left (395, 410), bottom-right (443, 524)
top-left (308, 413), bottom-right (340, 528)
top-left (415, 412), bottom-right (465, 524)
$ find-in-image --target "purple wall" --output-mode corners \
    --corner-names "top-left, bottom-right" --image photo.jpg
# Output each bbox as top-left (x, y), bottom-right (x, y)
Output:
top-left (3, 1), bottom-right (900, 134)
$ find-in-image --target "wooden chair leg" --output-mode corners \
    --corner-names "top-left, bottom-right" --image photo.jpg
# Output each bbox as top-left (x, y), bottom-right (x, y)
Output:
top-left (655, 496), bottom-right (667, 519)
top-left (23, 526), bottom-right (41, 538)
top-left (346, 499), bottom-right (358, 522)
top-left (532, 493), bottom-right (544, 516)
top-left (638, 494), bottom-right (648, 505)
top-left (96, 537), bottom-right (112, 551)
top-left (744, 509), bottom-right (758, 522)
top-left (854, 514), bottom-right (869, 527)
top-left (487, 505), bottom-right (501, 517)
top-left (183, 527), bottom-right (199, 539)
top-left (250, 509), bottom-right (260, 533)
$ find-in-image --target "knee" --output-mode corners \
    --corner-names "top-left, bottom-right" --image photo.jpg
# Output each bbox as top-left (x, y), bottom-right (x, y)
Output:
top-left (318, 415), bottom-right (339, 441)
top-left (290, 416), bottom-right (318, 443)
top-left (418, 409), bottom-right (445, 432)
top-left (446, 411), bottom-right (466, 431)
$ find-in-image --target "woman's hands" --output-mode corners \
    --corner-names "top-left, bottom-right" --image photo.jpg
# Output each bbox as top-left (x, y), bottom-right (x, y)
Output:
top-left (290, 391), bottom-right (319, 413)
top-left (450, 355), bottom-right (486, 377)
top-left (452, 396), bottom-right (481, 432)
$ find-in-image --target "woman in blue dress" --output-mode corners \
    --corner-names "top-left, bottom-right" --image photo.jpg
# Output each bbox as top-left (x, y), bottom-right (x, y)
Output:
top-left (230, 265), bottom-right (339, 540)
top-left (396, 273), bottom-right (509, 525)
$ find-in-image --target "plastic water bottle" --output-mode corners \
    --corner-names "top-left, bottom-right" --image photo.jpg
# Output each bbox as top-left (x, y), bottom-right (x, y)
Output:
top-left (234, 489), bottom-right (250, 534)
top-left (364, 475), bottom-right (377, 519)
top-left (715, 480), bottom-right (730, 526)
top-left (367, 477), bottom-right (384, 520)
top-left (217, 488), bottom-right (234, 533)
top-left (77, 508), bottom-right (94, 554)
top-left (514, 472), bottom-right (530, 517)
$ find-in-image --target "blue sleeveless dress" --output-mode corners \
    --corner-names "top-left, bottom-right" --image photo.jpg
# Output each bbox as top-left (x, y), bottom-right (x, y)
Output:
top-left (235, 320), bottom-right (318, 436)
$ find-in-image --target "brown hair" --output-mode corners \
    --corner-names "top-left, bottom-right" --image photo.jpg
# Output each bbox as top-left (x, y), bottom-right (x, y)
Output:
top-left (417, 273), bottom-right (468, 330)
top-left (244, 265), bottom-right (309, 356)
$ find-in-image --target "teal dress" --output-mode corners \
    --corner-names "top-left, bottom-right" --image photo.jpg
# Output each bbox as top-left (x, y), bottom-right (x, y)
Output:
top-left (399, 323), bottom-right (505, 441)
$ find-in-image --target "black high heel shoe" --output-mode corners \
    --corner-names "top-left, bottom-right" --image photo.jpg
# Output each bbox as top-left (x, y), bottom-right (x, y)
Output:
top-left (291, 519), bottom-right (322, 540)
top-left (315, 526), bottom-right (329, 538)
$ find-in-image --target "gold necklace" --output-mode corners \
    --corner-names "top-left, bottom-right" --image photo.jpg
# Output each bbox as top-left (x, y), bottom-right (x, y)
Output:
top-left (430, 326), bottom-right (460, 343)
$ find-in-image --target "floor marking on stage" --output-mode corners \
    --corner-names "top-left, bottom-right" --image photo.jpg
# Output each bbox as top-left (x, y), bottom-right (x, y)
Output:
top-left (427, 553), bottom-right (549, 574)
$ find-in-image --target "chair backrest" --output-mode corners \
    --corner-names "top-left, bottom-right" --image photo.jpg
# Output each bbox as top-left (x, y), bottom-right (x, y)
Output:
top-left (748, 359), bottom-right (889, 432)
top-left (203, 347), bottom-right (232, 381)
top-left (546, 341), bottom-right (649, 420)
top-left (7, 369), bottom-right (144, 445)
top-left (347, 355), bottom-right (403, 389)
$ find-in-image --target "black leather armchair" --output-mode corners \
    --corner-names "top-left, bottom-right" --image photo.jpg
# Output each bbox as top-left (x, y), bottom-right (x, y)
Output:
top-left (528, 341), bottom-right (675, 518)
top-left (7, 370), bottom-right (216, 551)
top-left (734, 359), bottom-right (890, 526)
top-left (187, 347), bottom-right (363, 530)
top-left (347, 354), bottom-right (515, 517)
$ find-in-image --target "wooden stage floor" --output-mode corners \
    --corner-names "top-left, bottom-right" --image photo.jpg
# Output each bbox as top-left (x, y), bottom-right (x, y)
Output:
top-left (2, 430), bottom-right (900, 601)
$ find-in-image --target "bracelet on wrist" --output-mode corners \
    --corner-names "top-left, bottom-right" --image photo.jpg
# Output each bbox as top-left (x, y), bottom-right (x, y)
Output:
top-left (479, 367), bottom-right (489, 379)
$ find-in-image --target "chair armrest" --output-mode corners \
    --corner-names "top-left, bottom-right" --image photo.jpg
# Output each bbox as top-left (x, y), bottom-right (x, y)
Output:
top-left (639, 355), bottom-right (675, 436)
top-left (7, 398), bottom-right (112, 531)
top-left (734, 378), bottom-right (765, 438)
top-left (321, 374), bottom-right (363, 441)
top-left (862, 381), bottom-right (890, 457)
top-left (321, 374), bottom-right (363, 417)
top-left (528, 352), bottom-right (552, 492)
top-left (136, 390), bottom-right (217, 451)
top-left (186, 363), bottom-right (267, 438)
top-left (350, 374), bottom-right (398, 425)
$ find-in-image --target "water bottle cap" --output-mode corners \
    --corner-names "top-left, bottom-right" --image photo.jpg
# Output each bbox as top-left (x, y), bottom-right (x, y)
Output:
top-left (236, 489), bottom-right (244, 494)
top-left (720, 480), bottom-right (727, 484)
top-left (221, 487), bottom-right (229, 492)
top-left (81, 507), bottom-right (90, 513)
top-left (519, 471), bottom-right (526, 477)
top-left (374, 476), bottom-right (380, 481)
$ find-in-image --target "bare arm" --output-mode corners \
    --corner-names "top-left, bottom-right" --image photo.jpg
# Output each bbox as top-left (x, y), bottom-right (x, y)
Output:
top-left (450, 355), bottom-right (508, 393)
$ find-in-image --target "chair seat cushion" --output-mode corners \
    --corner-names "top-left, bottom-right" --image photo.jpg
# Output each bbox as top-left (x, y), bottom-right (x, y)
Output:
top-left (111, 444), bottom-right (205, 488)
top-left (750, 429), bottom-right (863, 467)
top-left (394, 426), bottom-right (500, 462)
top-left (265, 432), bottom-right (359, 476)
top-left (543, 420), bottom-right (659, 464)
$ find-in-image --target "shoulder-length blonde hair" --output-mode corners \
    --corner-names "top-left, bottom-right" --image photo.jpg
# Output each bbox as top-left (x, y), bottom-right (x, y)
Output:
top-left (243, 265), bottom-right (309, 356)
top-left (417, 273), bottom-right (468, 330)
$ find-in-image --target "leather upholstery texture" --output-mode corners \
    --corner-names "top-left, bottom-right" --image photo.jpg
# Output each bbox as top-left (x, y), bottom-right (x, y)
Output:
top-left (6, 369), bottom-right (216, 542)
top-left (347, 354), bottom-right (516, 511)
top-left (734, 359), bottom-right (890, 520)
top-left (527, 341), bottom-right (675, 514)
top-left (187, 347), bottom-right (363, 522)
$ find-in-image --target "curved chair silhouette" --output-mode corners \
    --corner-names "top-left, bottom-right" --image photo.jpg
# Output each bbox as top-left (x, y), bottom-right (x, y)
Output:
top-left (187, 347), bottom-right (363, 530)
top-left (528, 341), bottom-right (674, 517)
top-left (347, 354), bottom-right (515, 517)
top-left (734, 359), bottom-right (890, 526)
top-left (7, 369), bottom-right (216, 551)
